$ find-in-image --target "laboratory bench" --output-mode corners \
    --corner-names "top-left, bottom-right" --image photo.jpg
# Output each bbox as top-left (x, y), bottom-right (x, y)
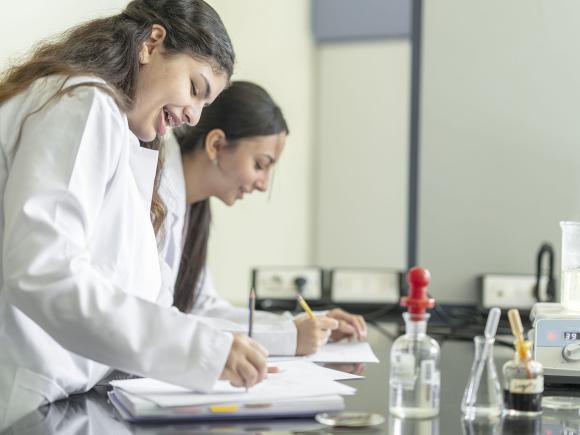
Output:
top-left (2, 321), bottom-right (579, 435)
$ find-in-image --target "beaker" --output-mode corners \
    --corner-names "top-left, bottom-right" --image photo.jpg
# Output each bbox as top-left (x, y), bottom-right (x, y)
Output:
top-left (461, 336), bottom-right (503, 420)
top-left (560, 221), bottom-right (580, 311)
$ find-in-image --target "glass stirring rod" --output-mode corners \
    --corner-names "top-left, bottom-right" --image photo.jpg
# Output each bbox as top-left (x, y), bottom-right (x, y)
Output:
top-left (466, 307), bottom-right (501, 409)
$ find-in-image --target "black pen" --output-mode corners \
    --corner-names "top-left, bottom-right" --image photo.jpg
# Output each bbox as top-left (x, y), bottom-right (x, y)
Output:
top-left (246, 287), bottom-right (256, 392)
top-left (248, 287), bottom-right (255, 339)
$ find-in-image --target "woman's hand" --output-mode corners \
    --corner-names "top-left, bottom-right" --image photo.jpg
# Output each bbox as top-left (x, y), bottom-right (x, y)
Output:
top-left (327, 308), bottom-right (367, 342)
top-left (294, 314), bottom-right (339, 356)
top-left (220, 334), bottom-right (268, 388)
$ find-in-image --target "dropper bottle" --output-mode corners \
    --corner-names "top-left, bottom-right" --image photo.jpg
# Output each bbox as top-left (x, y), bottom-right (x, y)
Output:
top-left (502, 308), bottom-right (544, 417)
top-left (389, 267), bottom-right (440, 418)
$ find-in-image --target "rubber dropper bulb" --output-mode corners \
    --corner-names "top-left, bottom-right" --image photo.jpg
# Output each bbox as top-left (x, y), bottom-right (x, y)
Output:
top-left (401, 266), bottom-right (435, 321)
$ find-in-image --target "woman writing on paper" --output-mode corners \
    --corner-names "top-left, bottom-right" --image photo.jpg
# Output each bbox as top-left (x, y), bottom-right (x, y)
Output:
top-left (158, 81), bottom-right (368, 356)
top-left (0, 1), bottom-right (268, 427)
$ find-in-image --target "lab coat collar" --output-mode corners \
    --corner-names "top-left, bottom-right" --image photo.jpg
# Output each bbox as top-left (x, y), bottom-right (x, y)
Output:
top-left (160, 133), bottom-right (186, 220)
top-left (129, 139), bottom-right (159, 211)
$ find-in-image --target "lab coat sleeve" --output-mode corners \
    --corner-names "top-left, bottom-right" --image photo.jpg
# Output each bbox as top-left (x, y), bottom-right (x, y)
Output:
top-left (2, 87), bottom-right (232, 392)
top-left (192, 269), bottom-right (298, 356)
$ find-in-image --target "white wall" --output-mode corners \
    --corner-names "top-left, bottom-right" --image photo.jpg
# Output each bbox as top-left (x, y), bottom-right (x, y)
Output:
top-left (1, 0), bottom-right (411, 307)
top-left (205, 0), bottom-right (316, 305)
top-left (314, 40), bottom-right (410, 270)
top-left (0, 1), bottom-right (124, 69)
top-left (0, 0), bottom-right (316, 306)
top-left (419, 0), bottom-right (580, 303)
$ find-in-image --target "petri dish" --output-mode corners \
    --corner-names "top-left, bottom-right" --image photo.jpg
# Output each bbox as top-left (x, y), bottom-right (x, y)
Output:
top-left (315, 411), bottom-right (385, 428)
top-left (543, 396), bottom-right (580, 411)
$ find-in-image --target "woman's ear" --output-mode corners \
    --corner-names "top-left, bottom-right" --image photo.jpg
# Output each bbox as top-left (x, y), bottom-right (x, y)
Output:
top-left (139, 24), bottom-right (167, 64)
top-left (205, 129), bottom-right (227, 163)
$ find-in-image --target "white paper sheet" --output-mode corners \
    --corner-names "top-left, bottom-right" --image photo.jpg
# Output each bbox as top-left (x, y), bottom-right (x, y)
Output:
top-left (270, 360), bottom-right (363, 381)
top-left (268, 341), bottom-right (379, 364)
top-left (306, 341), bottom-right (379, 363)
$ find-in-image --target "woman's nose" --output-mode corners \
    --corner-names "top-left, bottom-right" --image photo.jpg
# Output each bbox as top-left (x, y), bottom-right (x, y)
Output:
top-left (183, 106), bottom-right (200, 126)
top-left (255, 174), bottom-right (269, 192)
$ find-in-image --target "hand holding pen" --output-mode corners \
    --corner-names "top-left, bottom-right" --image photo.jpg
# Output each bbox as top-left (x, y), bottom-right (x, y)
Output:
top-left (294, 295), bottom-right (338, 355)
top-left (219, 288), bottom-right (267, 389)
top-left (220, 334), bottom-right (267, 388)
top-left (294, 295), bottom-right (368, 355)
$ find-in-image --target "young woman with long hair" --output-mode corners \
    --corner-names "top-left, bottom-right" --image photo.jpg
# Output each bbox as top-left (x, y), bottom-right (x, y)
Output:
top-left (159, 81), bottom-right (368, 357)
top-left (0, 1), bottom-right (268, 427)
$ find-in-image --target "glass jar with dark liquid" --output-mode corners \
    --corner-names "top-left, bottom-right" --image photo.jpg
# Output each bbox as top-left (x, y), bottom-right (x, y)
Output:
top-left (502, 341), bottom-right (543, 417)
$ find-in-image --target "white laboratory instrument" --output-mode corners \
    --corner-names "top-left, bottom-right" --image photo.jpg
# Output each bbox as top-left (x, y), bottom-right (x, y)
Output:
top-left (531, 303), bottom-right (580, 383)
top-left (529, 221), bottom-right (580, 383)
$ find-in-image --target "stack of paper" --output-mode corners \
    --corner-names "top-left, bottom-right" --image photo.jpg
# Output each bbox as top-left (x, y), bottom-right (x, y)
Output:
top-left (109, 360), bottom-right (357, 422)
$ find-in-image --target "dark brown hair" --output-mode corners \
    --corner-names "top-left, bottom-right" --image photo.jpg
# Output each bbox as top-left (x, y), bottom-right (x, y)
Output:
top-left (173, 81), bottom-right (289, 312)
top-left (0, 0), bottom-right (235, 234)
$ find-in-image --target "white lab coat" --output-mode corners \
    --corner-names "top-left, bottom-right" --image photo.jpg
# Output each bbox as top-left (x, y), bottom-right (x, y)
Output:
top-left (0, 76), bottom-right (233, 429)
top-left (158, 134), bottom-right (298, 355)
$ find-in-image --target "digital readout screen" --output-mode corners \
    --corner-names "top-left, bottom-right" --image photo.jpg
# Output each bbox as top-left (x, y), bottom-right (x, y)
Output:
top-left (564, 332), bottom-right (580, 340)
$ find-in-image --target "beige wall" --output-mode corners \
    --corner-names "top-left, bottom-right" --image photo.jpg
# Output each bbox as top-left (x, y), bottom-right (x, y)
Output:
top-left (0, 1), bottom-right (124, 69)
top-left (208, 4), bottom-right (410, 303)
top-left (0, 1), bottom-right (410, 306)
top-left (314, 40), bottom-right (410, 270)
top-left (206, 0), bottom-right (316, 304)
top-left (0, 0), bottom-right (317, 306)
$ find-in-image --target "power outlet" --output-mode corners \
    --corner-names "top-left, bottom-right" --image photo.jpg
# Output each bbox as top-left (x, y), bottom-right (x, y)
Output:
top-left (481, 274), bottom-right (548, 309)
top-left (331, 268), bottom-right (401, 303)
top-left (253, 267), bottom-right (323, 300)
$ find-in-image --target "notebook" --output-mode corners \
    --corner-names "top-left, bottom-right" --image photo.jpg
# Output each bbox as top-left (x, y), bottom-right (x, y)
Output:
top-left (109, 362), bottom-right (356, 422)
top-left (109, 389), bottom-right (345, 422)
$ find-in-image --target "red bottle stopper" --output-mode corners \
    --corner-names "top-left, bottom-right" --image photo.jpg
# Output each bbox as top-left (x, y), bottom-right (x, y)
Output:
top-left (400, 266), bottom-right (435, 321)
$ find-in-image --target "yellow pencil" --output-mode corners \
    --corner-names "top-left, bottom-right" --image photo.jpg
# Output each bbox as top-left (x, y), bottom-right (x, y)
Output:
top-left (297, 294), bottom-right (315, 320)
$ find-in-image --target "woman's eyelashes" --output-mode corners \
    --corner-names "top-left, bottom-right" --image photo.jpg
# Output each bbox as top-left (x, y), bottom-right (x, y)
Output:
top-left (255, 159), bottom-right (270, 171)
top-left (255, 156), bottom-right (276, 171)
top-left (191, 80), bottom-right (210, 108)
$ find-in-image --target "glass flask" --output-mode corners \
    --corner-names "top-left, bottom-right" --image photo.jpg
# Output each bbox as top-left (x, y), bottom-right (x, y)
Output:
top-left (560, 221), bottom-right (580, 311)
top-left (461, 415), bottom-right (502, 435)
top-left (461, 335), bottom-right (503, 420)
top-left (389, 312), bottom-right (440, 418)
top-left (502, 341), bottom-right (543, 417)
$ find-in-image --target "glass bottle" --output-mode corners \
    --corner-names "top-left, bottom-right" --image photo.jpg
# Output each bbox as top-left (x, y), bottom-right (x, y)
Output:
top-left (389, 312), bottom-right (440, 418)
top-left (461, 335), bottom-right (503, 420)
top-left (390, 415), bottom-right (440, 435)
top-left (502, 341), bottom-right (543, 417)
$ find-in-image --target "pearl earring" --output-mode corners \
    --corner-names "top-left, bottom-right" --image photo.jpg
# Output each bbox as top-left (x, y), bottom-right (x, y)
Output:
top-left (212, 159), bottom-right (218, 166)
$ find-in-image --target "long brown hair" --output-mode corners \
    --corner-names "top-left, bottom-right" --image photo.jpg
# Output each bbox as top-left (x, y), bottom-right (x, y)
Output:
top-left (0, 0), bottom-right (235, 234)
top-left (172, 81), bottom-right (289, 312)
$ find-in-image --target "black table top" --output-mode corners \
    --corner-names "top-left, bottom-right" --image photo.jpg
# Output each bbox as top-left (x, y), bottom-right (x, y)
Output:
top-left (2, 322), bottom-right (579, 434)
